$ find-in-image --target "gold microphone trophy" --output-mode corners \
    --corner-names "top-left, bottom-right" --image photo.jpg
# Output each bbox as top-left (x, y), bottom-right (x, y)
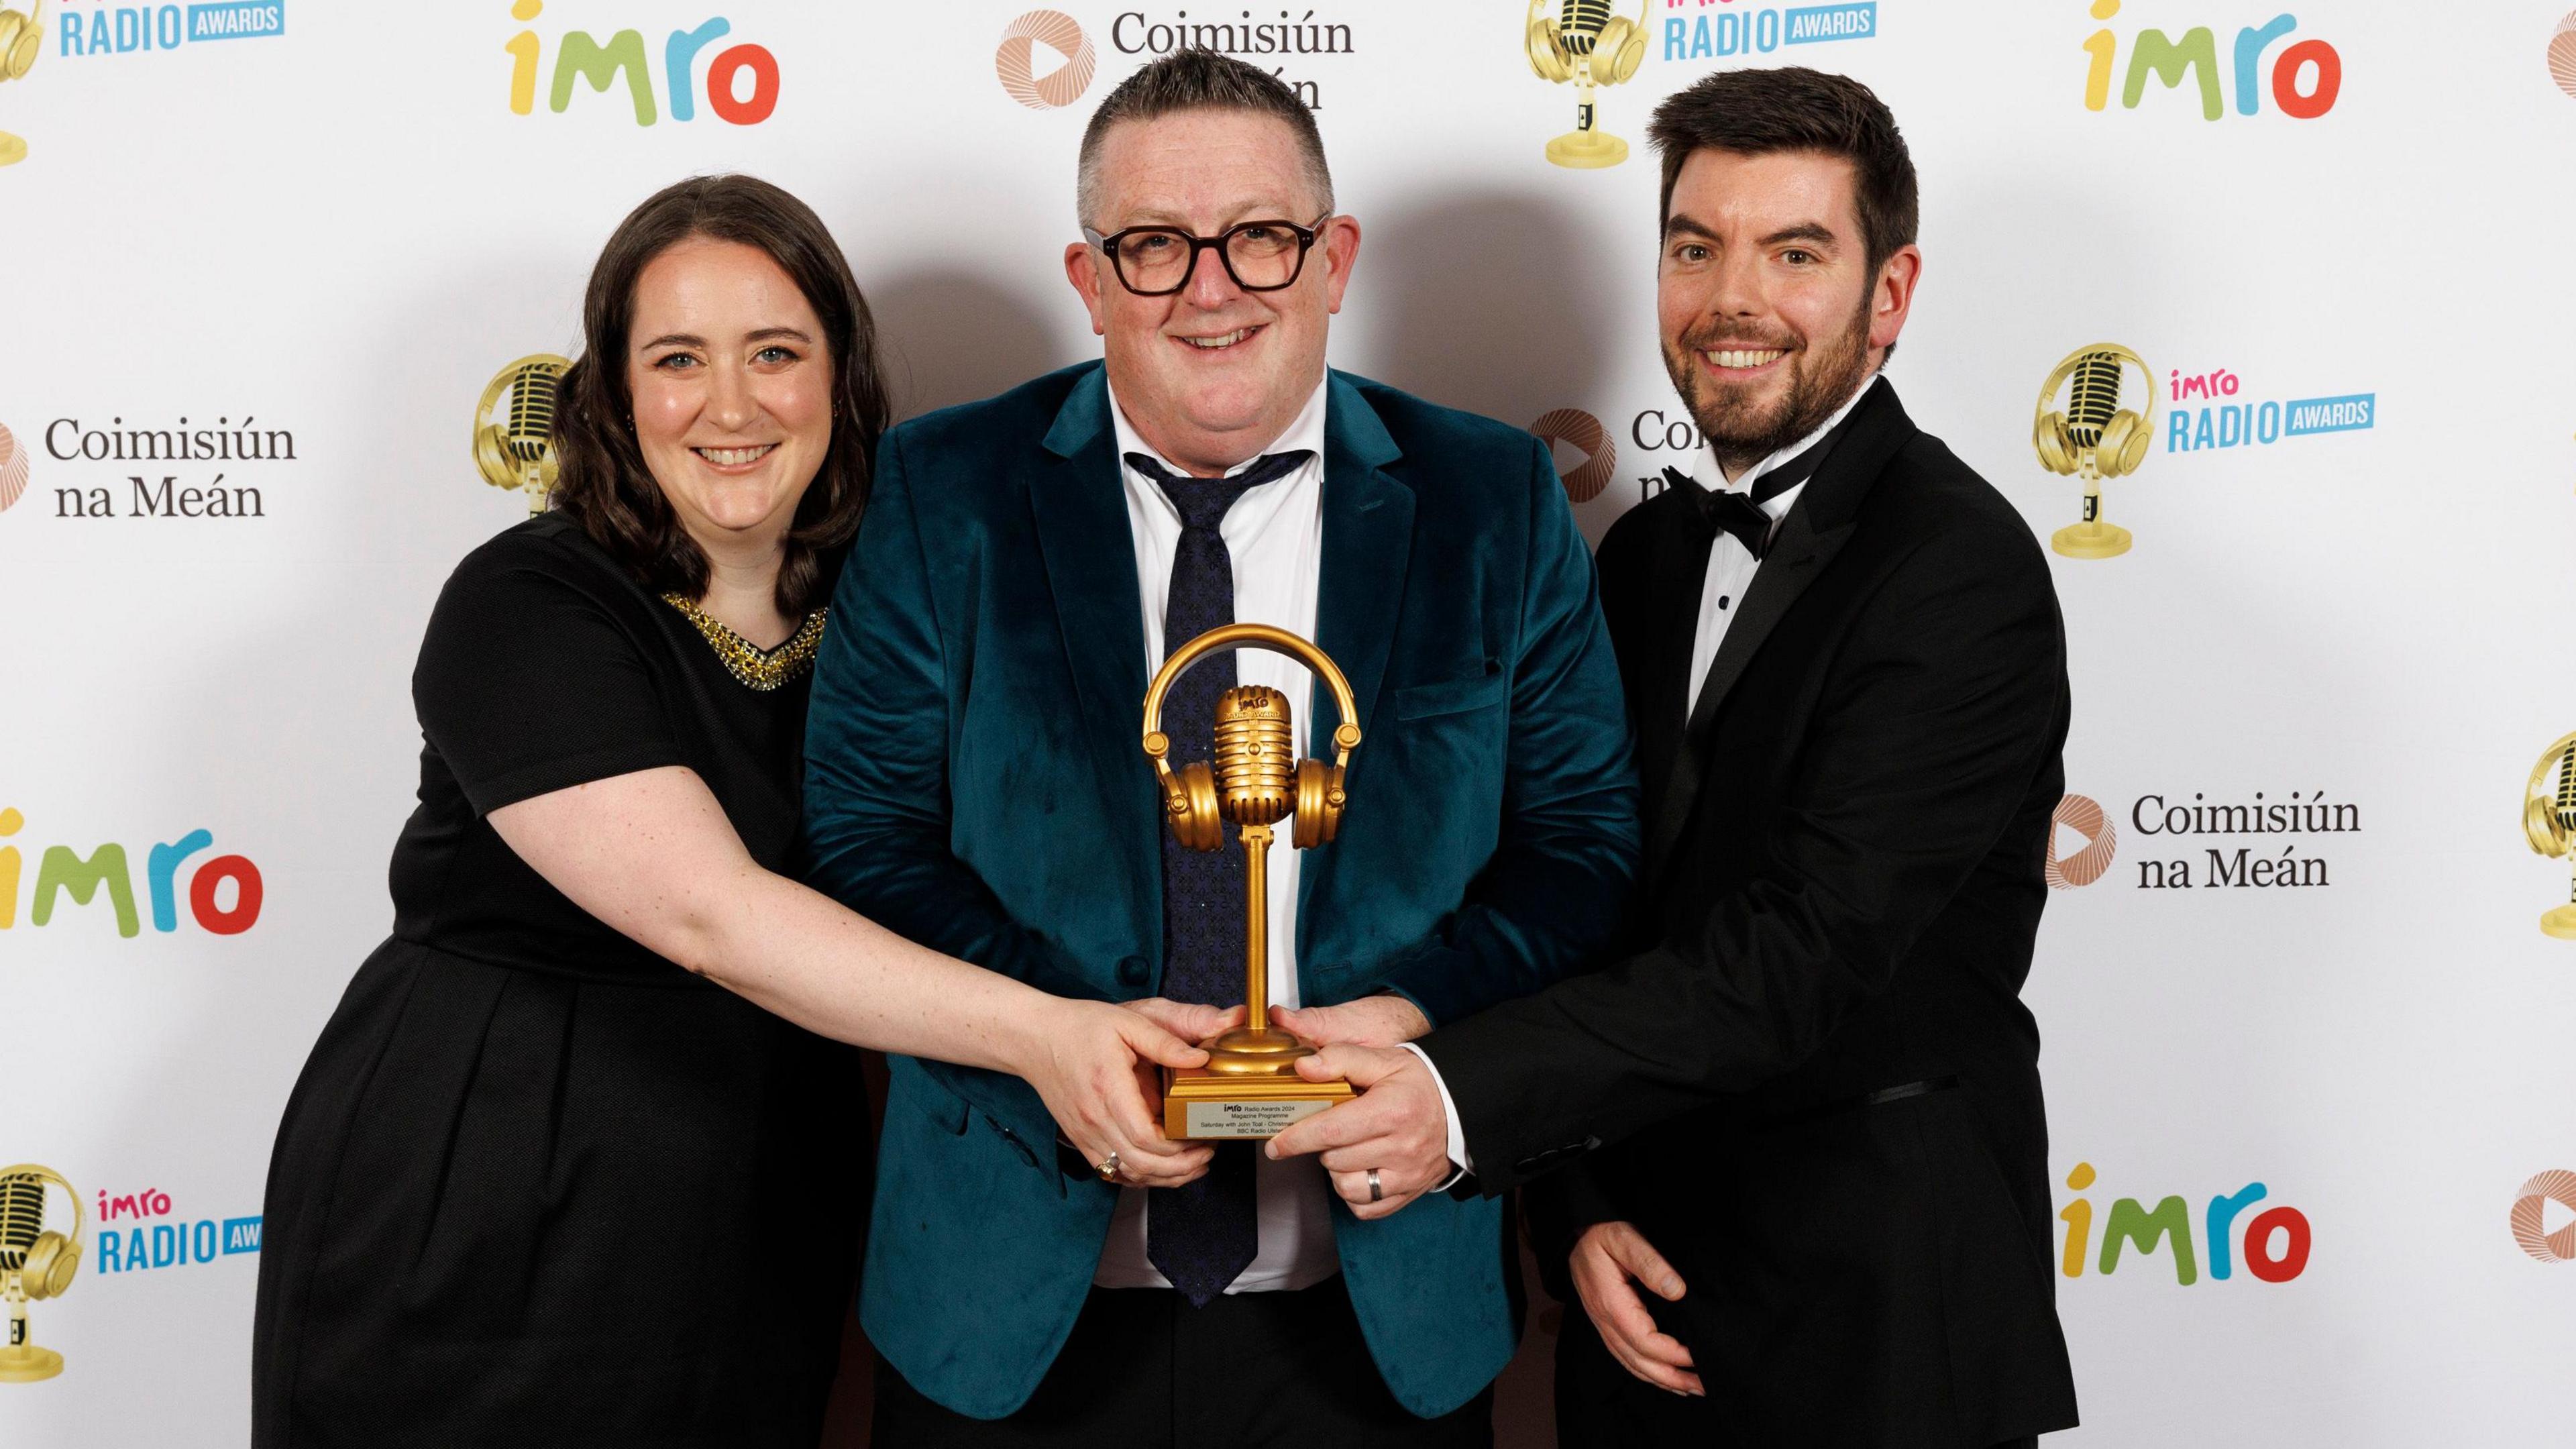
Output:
top-left (1525, 0), bottom-right (1648, 169)
top-left (2523, 733), bottom-right (2576, 938)
top-left (1144, 623), bottom-right (1362, 1139)
top-left (2032, 343), bottom-right (2157, 559)
top-left (473, 354), bottom-right (572, 514)
top-left (0, 1164), bottom-right (84, 1383)
top-left (0, 0), bottom-right (44, 168)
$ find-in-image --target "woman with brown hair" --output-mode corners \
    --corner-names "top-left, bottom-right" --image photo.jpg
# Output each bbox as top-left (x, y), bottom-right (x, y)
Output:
top-left (249, 175), bottom-right (1227, 1447)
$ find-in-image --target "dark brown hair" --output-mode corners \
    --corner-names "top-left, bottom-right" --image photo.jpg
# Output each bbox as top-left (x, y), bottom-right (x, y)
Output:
top-left (549, 174), bottom-right (889, 617)
top-left (1648, 67), bottom-right (1919, 274)
top-left (1076, 48), bottom-right (1332, 227)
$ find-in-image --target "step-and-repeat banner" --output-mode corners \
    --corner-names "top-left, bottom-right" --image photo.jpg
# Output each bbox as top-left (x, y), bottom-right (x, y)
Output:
top-left (5, 2), bottom-right (2574, 1443)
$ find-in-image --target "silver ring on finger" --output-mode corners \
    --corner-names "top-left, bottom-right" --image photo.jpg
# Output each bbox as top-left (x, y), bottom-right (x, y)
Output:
top-left (1368, 1167), bottom-right (1383, 1203)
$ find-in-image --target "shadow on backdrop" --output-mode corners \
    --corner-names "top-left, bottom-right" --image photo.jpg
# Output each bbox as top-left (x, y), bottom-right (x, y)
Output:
top-left (867, 267), bottom-right (1070, 423)
top-left (1350, 186), bottom-right (1627, 461)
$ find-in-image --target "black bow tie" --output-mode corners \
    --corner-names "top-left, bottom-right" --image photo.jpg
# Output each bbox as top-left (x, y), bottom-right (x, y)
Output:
top-left (1667, 468), bottom-right (1779, 559)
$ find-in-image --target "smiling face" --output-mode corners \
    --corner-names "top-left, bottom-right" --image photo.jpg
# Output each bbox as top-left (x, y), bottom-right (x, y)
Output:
top-left (1063, 107), bottom-right (1359, 476)
top-left (625, 236), bottom-right (834, 559)
top-left (1657, 147), bottom-right (1919, 477)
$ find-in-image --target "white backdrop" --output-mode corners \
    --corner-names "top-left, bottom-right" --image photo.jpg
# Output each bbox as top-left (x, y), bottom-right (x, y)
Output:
top-left (5, 1), bottom-right (2575, 1443)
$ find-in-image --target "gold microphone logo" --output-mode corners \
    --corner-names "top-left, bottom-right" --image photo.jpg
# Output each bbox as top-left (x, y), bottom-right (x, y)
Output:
top-left (1525, 0), bottom-right (1648, 168)
top-left (997, 10), bottom-right (1095, 111)
top-left (0, 0), bottom-right (42, 168)
top-left (473, 355), bottom-right (571, 515)
top-left (1529, 408), bottom-right (1615, 504)
top-left (0, 1164), bottom-right (83, 1383)
top-left (0, 421), bottom-right (28, 513)
top-left (2031, 343), bottom-right (2157, 559)
top-left (2521, 733), bottom-right (2576, 938)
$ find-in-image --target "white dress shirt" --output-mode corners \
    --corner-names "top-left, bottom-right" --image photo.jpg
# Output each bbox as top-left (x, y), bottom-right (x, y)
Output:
top-left (1413, 375), bottom-right (1877, 1179)
top-left (1091, 373), bottom-right (1342, 1294)
top-left (1682, 379), bottom-right (1872, 717)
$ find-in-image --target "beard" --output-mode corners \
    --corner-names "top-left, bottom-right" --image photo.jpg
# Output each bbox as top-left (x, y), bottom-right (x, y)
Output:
top-left (1662, 290), bottom-right (1876, 476)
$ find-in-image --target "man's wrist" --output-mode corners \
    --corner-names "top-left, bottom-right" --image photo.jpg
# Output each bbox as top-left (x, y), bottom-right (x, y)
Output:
top-left (1395, 1042), bottom-right (1473, 1185)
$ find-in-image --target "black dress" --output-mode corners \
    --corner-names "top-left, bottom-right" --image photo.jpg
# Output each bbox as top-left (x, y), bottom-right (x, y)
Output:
top-left (252, 513), bottom-right (869, 1448)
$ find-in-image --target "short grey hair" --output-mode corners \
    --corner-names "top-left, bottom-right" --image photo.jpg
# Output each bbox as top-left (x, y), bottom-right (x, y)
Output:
top-left (1075, 49), bottom-right (1334, 230)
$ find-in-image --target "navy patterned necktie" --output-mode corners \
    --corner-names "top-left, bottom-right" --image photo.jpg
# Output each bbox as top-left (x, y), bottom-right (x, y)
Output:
top-left (1126, 446), bottom-right (1311, 1306)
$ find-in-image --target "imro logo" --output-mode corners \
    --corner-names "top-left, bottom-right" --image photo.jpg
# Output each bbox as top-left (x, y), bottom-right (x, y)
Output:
top-left (2045, 794), bottom-right (2116, 889)
top-left (996, 10), bottom-right (1095, 110)
top-left (2059, 1161), bottom-right (2312, 1286)
top-left (1530, 409), bottom-right (1615, 505)
top-left (2161, 364), bottom-right (2374, 454)
top-left (2081, 1), bottom-right (2342, 120)
top-left (0, 808), bottom-right (264, 940)
top-left (2511, 1171), bottom-right (2576, 1264)
top-left (506, 0), bottom-right (779, 127)
top-left (90, 1184), bottom-right (262, 1276)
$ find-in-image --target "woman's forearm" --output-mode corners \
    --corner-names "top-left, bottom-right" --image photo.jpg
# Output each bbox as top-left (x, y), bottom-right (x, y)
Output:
top-left (486, 765), bottom-right (1060, 1075)
top-left (677, 857), bottom-right (1060, 1074)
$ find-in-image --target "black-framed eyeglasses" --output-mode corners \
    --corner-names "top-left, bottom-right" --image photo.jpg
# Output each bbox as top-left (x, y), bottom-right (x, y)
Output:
top-left (1082, 214), bottom-right (1333, 297)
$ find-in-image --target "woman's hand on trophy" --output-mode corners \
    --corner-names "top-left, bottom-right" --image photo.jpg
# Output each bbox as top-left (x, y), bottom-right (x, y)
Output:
top-left (1119, 996), bottom-right (1244, 1046)
top-left (1024, 1000), bottom-right (1228, 1189)
top-left (1268, 994), bottom-right (1431, 1048)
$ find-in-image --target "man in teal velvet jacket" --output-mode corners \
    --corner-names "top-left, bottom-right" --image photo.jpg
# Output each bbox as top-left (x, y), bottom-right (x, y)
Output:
top-left (804, 51), bottom-right (1637, 1444)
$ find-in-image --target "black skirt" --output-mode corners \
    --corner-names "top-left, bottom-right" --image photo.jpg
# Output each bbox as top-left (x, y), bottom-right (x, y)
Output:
top-left (252, 939), bottom-right (869, 1448)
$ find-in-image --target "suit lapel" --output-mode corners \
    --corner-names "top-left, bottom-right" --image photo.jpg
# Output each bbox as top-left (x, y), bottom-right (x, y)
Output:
top-left (1644, 378), bottom-right (1918, 885)
top-left (1299, 372), bottom-right (1413, 941)
top-left (1635, 511), bottom-right (1710, 812)
top-left (1031, 367), bottom-right (1161, 907)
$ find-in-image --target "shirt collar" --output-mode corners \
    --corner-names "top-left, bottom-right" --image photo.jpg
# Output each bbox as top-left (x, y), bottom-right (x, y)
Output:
top-left (1105, 372), bottom-right (1331, 488)
top-left (1687, 372), bottom-right (1877, 519)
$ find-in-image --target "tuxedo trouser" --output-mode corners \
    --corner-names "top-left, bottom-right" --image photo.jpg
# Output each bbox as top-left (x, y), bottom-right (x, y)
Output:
top-left (873, 1276), bottom-right (1495, 1448)
top-left (1554, 1307), bottom-right (2041, 1449)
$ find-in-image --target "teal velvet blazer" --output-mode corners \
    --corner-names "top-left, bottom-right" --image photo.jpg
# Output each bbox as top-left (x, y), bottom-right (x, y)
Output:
top-left (803, 362), bottom-right (1638, 1420)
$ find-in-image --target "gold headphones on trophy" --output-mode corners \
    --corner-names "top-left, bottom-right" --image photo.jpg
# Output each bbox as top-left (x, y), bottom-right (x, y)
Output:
top-left (2033, 343), bottom-right (2155, 480)
top-left (0, 0), bottom-right (43, 168)
top-left (1525, 0), bottom-right (1648, 86)
top-left (1141, 623), bottom-right (1362, 854)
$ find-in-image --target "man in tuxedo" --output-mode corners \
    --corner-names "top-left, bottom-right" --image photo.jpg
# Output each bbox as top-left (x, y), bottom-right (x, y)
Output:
top-left (802, 49), bottom-right (1638, 1446)
top-left (1271, 67), bottom-right (2082, 1447)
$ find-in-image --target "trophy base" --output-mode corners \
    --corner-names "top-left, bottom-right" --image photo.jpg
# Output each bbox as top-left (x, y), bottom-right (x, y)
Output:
top-left (1545, 130), bottom-right (1627, 168)
top-left (1164, 1061), bottom-right (1355, 1140)
top-left (2051, 521), bottom-right (2132, 559)
top-left (2541, 906), bottom-right (2576, 940)
top-left (0, 1344), bottom-right (64, 1383)
top-left (0, 133), bottom-right (25, 168)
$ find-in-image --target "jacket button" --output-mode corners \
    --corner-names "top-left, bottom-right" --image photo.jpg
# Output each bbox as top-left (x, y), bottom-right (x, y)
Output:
top-left (1116, 955), bottom-right (1150, 990)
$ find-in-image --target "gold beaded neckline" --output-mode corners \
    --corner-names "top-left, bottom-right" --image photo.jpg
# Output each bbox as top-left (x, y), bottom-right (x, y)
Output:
top-left (659, 594), bottom-right (826, 692)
